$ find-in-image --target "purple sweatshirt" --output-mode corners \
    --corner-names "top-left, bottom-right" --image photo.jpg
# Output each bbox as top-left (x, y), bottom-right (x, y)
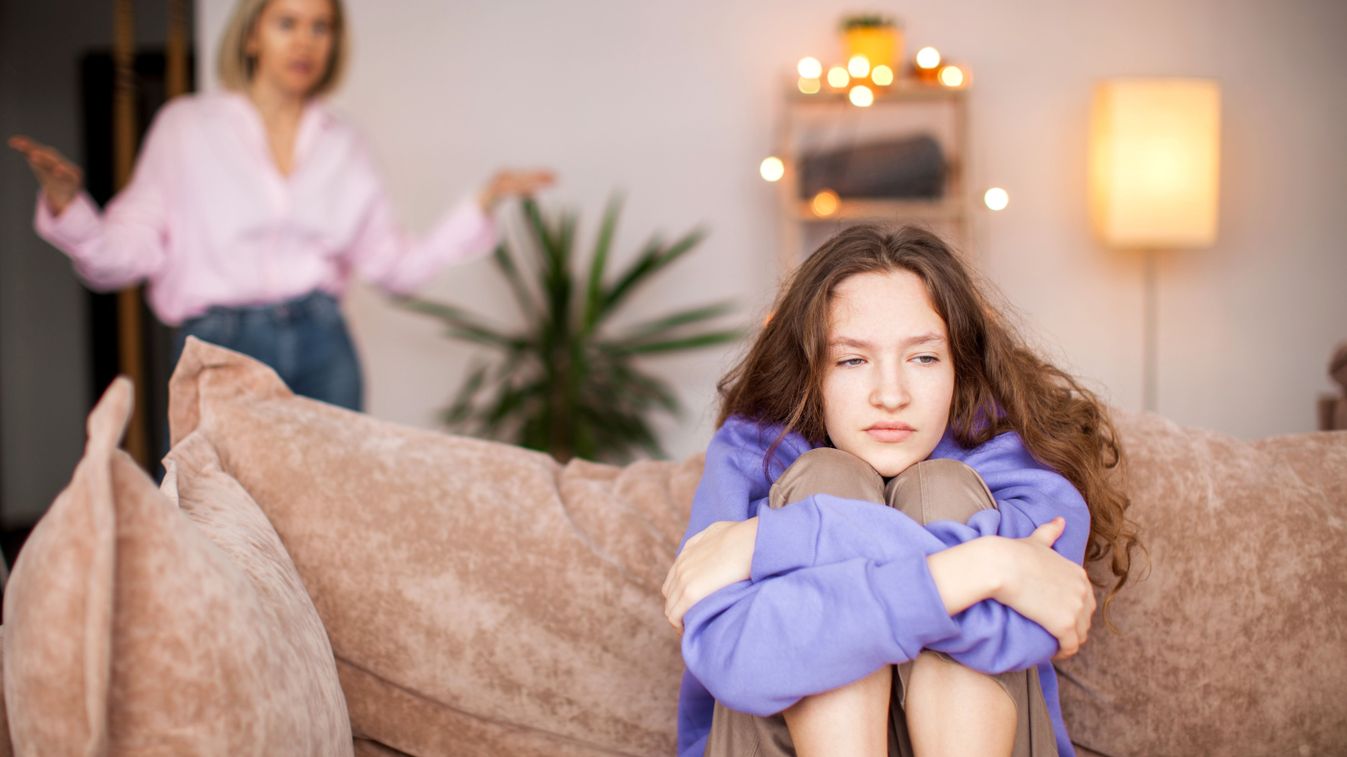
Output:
top-left (675, 416), bottom-right (1088, 757)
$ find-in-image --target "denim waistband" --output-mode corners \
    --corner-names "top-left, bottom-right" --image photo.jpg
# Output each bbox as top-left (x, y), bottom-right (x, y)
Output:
top-left (184, 290), bottom-right (338, 329)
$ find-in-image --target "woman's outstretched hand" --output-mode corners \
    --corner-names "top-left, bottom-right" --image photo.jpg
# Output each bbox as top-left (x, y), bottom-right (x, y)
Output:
top-left (9, 135), bottom-right (84, 217)
top-left (992, 518), bottom-right (1095, 660)
top-left (477, 168), bottom-right (556, 212)
top-left (662, 518), bottom-right (759, 634)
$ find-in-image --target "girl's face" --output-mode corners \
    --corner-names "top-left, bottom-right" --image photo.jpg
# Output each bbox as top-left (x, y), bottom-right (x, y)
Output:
top-left (246, 0), bottom-right (336, 99)
top-left (821, 269), bottom-right (955, 477)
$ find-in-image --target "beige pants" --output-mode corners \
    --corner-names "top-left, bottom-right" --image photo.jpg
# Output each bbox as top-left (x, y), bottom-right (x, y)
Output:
top-left (705, 448), bottom-right (1058, 757)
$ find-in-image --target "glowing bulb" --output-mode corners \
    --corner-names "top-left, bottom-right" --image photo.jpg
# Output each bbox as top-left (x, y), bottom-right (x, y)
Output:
top-left (847, 55), bottom-right (871, 78)
top-left (849, 85), bottom-right (875, 108)
top-left (797, 56), bottom-right (823, 79)
top-left (916, 46), bottom-right (942, 70)
top-left (826, 66), bottom-right (850, 88)
top-left (760, 156), bottom-right (785, 182)
top-left (983, 187), bottom-right (1009, 211)
top-left (811, 189), bottom-right (840, 217)
top-left (871, 64), bottom-right (894, 87)
top-left (939, 65), bottom-right (966, 88)
top-left (797, 77), bottom-right (821, 95)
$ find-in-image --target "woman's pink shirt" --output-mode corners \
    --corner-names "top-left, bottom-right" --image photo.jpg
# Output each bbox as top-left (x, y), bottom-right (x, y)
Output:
top-left (34, 91), bottom-right (496, 325)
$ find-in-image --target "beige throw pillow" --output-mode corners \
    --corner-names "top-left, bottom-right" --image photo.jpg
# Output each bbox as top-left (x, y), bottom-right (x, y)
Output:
top-left (1, 377), bottom-right (353, 756)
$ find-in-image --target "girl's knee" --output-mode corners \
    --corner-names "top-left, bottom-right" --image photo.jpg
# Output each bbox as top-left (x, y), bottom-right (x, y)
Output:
top-left (908, 651), bottom-right (1017, 715)
top-left (886, 459), bottom-right (997, 525)
top-left (769, 447), bottom-right (885, 509)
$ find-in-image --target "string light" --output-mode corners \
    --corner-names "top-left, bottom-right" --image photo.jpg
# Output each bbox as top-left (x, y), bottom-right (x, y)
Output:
top-left (983, 187), bottom-right (1009, 211)
top-left (826, 66), bottom-right (850, 88)
top-left (939, 64), bottom-right (966, 88)
top-left (847, 54), bottom-right (871, 78)
top-left (871, 64), bottom-right (894, 87)
top-left (849, 85), bottom-right (875, 108)
top-left (760, 156), bottom-right (785, 182)
top-left (797, 57), bottom-right (823, 79)
top-left (811, 189), bottom-right (840, 217)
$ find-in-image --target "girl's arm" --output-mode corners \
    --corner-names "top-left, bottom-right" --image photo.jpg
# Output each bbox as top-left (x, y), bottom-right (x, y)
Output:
top-left (672, 418), bottom-right (1087, 684)
top-left (677, 510), bottom-right (1083, 716)
top-left (22, 102), bottom-right (186, 290)
top-left (750, 431), bottom-right (1090, 673)
top-left (675, 415), bottom-right (810, 548)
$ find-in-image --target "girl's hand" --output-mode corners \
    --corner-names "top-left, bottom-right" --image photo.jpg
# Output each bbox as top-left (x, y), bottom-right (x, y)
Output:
top-left (477, 168), bottom-right (556, 212)
top-left (662, 518), bottom-right (759, 634)
top-left (9, 135), bottom-right (84, 217)
top-left (991, 518), bottom-right (1095, 660)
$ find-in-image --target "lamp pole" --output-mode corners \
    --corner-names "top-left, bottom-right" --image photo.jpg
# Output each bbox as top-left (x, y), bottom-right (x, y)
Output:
top-left (1142, 249), bottom-right (1159, 413)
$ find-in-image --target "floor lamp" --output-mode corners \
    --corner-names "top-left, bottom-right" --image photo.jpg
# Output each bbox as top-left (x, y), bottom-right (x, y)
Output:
top-left (1088, 78), bottom-right (1221, 412)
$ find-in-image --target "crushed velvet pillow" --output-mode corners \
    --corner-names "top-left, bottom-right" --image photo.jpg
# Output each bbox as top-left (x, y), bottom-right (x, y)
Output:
top-left (1057, 413), bottom-right (1347, 755)
top-left (1, 377), bottom-right (352, 756)
top-left (169, 337), bottom-right (699, 756)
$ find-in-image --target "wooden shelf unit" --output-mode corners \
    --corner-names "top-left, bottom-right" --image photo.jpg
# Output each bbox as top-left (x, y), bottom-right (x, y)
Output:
top-left (774, 79), bottom-right (971, 272)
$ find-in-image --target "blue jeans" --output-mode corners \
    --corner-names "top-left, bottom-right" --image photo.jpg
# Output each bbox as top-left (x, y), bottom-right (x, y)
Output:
top-left (170, 291), bottom-right (364, 411)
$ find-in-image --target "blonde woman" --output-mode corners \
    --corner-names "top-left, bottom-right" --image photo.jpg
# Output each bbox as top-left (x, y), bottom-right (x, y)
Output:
top-left (9, 0), bottom-right (553, 411)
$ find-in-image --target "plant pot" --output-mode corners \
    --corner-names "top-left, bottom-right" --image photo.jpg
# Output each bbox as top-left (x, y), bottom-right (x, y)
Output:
top-left (843, 24), bottom-right (903, 71)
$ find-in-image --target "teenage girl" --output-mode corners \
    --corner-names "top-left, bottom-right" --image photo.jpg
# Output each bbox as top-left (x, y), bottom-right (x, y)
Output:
top-left (663, 225), bottom-right (1137, 757)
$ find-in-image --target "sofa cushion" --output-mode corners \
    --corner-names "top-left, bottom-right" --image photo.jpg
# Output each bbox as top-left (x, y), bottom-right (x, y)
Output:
top-left (169, 337), bottom-right (701, 756)
top-left (1056, 412), bottom-right (1347, 755)
top-left (1, 377), bottom-right (352, 756)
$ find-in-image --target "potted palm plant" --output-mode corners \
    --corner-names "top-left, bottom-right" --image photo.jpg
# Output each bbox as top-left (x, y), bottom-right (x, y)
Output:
top-left (400, 197), bottom-right (742, 463)
top-left (841, 14), bottom-right (903, 72)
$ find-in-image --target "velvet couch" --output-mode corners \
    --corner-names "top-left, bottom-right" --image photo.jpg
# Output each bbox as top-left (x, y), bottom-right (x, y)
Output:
top-left (2, 338), bottom-right (1345, 756)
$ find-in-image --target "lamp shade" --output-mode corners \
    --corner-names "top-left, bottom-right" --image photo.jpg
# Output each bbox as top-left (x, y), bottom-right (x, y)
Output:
top-left (1089, 78), bottom-right (1221, 249)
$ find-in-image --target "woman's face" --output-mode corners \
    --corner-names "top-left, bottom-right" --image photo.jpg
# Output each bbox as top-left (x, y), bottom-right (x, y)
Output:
top-left (247, 0), bottom-right (336, 98)
top-left (820, 269), bottom-right (955, 477)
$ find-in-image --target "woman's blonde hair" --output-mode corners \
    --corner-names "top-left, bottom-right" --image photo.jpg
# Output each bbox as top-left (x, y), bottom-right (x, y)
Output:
top-left (216, 0), bottom-right (348, 97)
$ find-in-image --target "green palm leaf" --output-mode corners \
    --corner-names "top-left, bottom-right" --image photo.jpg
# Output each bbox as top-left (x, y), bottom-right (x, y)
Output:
top-left (606, 328), bottom-right (744, 355)
top-left (491, 243), bottom-right (537, 321)
top-left (613, 301), bottom-right (736, 344)
top-left (398, 297), bottom-right (526, 349)
top-left (602, 226), bottom-right (707, 318)
top-left (583, 194), bottom-right (623, 334)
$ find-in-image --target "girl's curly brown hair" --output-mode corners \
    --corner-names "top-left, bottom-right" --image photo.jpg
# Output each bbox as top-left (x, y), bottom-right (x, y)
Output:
top-left (718, 224), bottom-right (1140, 615)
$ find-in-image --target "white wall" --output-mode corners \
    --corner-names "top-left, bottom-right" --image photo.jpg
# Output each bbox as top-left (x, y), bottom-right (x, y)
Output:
top-left (198, 0), bottom-right (1347, 459)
